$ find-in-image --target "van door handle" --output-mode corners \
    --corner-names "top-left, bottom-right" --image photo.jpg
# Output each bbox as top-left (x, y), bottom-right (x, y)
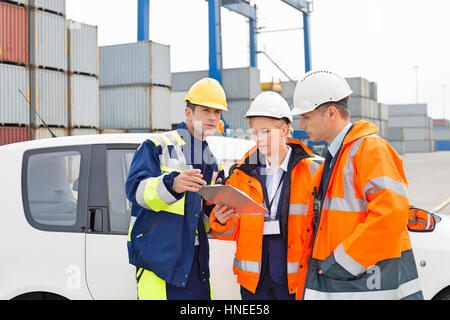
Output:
top-left (88, 208), bottom-right (104, 233)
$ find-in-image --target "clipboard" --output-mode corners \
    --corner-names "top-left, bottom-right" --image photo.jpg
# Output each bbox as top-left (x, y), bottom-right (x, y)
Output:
top-left (198, 185), bottom-right (268, 214)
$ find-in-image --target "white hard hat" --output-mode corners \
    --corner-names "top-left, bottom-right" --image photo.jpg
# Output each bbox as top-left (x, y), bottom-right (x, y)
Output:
top-left (244, 91), bottom-right (293, 123)
top-left (291, 70), bottom-right (353, 116)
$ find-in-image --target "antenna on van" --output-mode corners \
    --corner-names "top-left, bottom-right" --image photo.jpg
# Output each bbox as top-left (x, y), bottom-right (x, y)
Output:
top-left (18, 89), bottom-right (57, 138)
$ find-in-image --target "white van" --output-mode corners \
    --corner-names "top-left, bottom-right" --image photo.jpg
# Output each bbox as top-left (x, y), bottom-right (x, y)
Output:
top-left (0, 134), bottom-right (448, 300)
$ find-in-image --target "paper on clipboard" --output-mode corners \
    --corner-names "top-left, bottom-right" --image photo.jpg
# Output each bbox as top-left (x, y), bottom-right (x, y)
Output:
top-left (198, 185), bottom-right (268, 214)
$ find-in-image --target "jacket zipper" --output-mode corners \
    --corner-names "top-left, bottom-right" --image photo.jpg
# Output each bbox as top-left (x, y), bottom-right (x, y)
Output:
top-left (136, 218), bottom-right (161, 239)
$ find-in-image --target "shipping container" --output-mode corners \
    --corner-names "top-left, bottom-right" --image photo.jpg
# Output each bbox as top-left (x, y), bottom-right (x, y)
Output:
top-left (402, 128), bottom-right (431, 141)
top-left (348, 96), bottom-right (370, 118)
top-left (99, 41), bottom-right (171, 87)
top-left (222, 99), bottom-right (252, 132)
top-left (30, 0), bottom-right (66, 16)
top-left (68, 20), bottom-right (98, 76)
top-left (0, 63), bottom-right (29, 125)
top-left (99, 129), bottom-right (127, 134)
top-left (171, 67), bottom-right (261, 100)
top-left (69, 74), bottom-right (99, 128)
top-left (100, 85), bottom-right (171, 131)
top-left (388, 103), bottom-right (427, 117)
top-left (378, 103), bottom-right (388, 121)
top-left (7, 0), bottom-right (28, 6)
top-left (436, 140), bottom-right (450, 151)
top-left (380, 120), bottom-right (388, 138)
top-left (387, 127), bottom-right (405, 141)
top-left (0, 126), bottom-right (30, 146)
top-left (222, 67), bottom-right (261, 100)
top-left (368, 81), bottom-right (378, 101)
top-left (346, 77), bottom-right (370, 98)
top-left (71, 128), bottom-right (98, 136)
top-left (433, 119), bottom-right (450, 128)
top-left (433, 129), bottom-right (450, 141)
top-left (30, 68), bottom-right (68, 127)
top-left (388, 116), bottom-right (429, 128)
top-left (0, 2), bottom-right (28, 65)
top-left (171, 91), bottom-right (188, 126)
top-left (32, 126), bottom-right (68, 140)
top-left (403, 140), bottom-right (433, 153)
top-left (281, 81), bottom-right (296, 100)
top-left (389, 141), bottom-right (405, 155)
top-left (29, 9), bottom-right (67, 71)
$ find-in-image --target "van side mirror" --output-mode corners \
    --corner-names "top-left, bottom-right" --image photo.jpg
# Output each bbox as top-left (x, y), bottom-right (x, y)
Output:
top-left (408, 206), bottom-right (440, 232)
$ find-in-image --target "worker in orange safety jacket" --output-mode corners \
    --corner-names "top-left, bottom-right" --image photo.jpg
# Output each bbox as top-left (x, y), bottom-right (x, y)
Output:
top-left (209, 91), bottom-right (319, 299)
top-left (291, 70), bottom-right (423, 300)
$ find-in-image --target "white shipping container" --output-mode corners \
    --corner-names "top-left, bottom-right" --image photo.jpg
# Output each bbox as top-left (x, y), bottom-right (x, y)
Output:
top-left (30, 0), bottom-right (66, 15)
top-left (33, 127), bottom-right (68, 140)
top-left (68, 20), bottom-right (98, 76)
top-left (388, 103), bottom-right (427, 117)
top-left (99, 41), bottom-right (171, 87)
top-left (223, 100), bottom-right (252, 132)
top-left (348, 96), bottom-right (370, 118)
top-left (433, 129), bottom-right (450, 141)
top-left (100, 85), bottom-right (171, 131)
top-left (404, 140), bottom-right (433, 153)
top-left (70, 74), bottom-right (99, 128)
top-left (71, 128), bottom-right (98, 136)
top-left (378, 103), bottom-right (389, 121)
top-left (389, 141), bottom-right (405, 155)
top-left (346, 77), bottom-right (370, 98)
top-left (0, 64), bottom-right (29, 125)
top-left (29, 9), bottom-right (67, 71)
top-left (388, 116), bottom-right (429, 128)
top-left (171, 67), bottom-right (261, 100)
top-left (402, 128), bottom-right (431, 141)
top-left (30, 68), bottom-right (68, 127)
top-left (369, 81), bottom-right (378, 101)
top-left (368, 99), bottom-right (379, 119)
top-left (281, 81), bottom-right (296, 100)
top-left (387, 127), bottom-right (405, 141)
top-left (171, 91), bottom-right (188, 126)
top-left (222, 67), bottom-right (261, 100)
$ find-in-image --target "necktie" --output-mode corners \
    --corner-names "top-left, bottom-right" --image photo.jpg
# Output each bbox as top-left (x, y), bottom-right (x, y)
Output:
top-left (320, 151), bottom-right (333, 201)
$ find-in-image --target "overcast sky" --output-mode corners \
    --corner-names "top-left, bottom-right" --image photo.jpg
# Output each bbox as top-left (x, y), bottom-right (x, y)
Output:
top-left (66, 0), bottom-right (450, 119)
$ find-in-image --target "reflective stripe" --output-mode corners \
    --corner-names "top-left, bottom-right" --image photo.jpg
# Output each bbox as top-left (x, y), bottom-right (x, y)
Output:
top-left (309, 161), bottom-right (320, 176)
top-left (287, 262), bottom-right (299, 274)
top-left (323, 197), bottom-right (367, 212)
top-left (136, 177), bottom-right (157, 210)
top-left (408, 219), bottom-right (427, 226)
top-left (233, 258), bottom-right (261, 274)
top-left (156, 174), bottom-right (178, 205)
top-left (304, 278), bottom-right (422, 300)
top-left (128, 216), bottom-right (137, 242)
top-left (363, 176), bottom-right (408, 198)
top-left (334, 243), bottom-right (366, 277)
top-left (137, 269), bottom-right (167, 300)
top-left (289, 203), bottom-right (308, 216)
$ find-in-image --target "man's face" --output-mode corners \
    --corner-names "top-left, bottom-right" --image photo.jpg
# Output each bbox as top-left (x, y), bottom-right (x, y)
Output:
top-left (187, 105), bottom-right (222, 138)
top-left (298, 108), bottom-right (332, 142)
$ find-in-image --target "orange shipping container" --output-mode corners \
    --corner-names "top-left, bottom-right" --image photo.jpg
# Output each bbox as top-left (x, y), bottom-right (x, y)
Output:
top-left (0, 2), bottom-right (28, 65)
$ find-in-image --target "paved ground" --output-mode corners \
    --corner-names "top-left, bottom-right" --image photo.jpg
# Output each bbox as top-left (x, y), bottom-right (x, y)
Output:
top-left (401, 151), bottom-right (450, 214)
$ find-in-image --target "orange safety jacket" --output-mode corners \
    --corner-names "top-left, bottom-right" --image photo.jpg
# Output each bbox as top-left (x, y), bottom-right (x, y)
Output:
top-left (210, 139), bottom-right (318, 294)
top-left (297, 120), bottom-right (423, 300)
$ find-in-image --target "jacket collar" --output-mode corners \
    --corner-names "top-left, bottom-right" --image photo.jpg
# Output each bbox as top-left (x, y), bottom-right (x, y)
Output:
top-left (343, 120), bottom-right (379, 146)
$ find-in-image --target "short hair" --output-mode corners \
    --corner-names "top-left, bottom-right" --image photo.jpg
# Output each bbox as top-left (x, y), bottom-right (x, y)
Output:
top-left (317, 97), bottom-right (350, 120)
top-left (186, 101), bottom-right (197, 112)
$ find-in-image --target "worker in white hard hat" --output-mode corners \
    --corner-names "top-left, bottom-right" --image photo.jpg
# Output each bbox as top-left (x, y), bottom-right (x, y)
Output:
top-left (292, 70), bottom-right (423, 300)
top-left (209, 91), bottom-right (319, 299)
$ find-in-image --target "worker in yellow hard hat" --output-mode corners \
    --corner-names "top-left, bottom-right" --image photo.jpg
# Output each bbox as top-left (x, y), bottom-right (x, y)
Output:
top-left (126, 78), bottom-right (228, 300)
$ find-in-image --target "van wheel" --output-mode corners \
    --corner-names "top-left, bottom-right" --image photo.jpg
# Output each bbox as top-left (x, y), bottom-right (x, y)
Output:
top-left (433, 287), bottom-right (450, 300)
top-left (13, 292), bottom-right (67, 300)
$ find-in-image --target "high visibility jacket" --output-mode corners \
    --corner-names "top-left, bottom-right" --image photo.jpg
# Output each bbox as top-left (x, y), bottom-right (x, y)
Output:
top-left (210, 139), bottom-right (318, 294)
top-left (297, 120), bottom-right (423, 300)
top-left (126, 123), bottom-right (222, 288)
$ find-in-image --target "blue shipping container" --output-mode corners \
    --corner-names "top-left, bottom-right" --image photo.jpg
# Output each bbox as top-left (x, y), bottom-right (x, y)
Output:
top-left (436, 140), bottom-right (450, 151)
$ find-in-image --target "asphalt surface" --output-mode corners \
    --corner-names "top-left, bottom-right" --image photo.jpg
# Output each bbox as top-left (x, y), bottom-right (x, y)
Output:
top-left (401, 151), bottom-right (450, 215)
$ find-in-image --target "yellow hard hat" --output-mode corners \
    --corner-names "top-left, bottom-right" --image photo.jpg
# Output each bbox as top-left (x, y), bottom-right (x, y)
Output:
top-left (184, 78), bottom-right (228, 111)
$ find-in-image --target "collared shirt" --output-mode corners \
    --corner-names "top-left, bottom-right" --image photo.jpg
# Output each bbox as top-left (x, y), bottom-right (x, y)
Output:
top-left (327, 122), bottom-right (353, 159)
top-left (263, 146), bottom-right (292, 220)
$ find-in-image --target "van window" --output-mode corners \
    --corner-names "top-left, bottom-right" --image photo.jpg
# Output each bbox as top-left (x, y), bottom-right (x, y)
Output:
top-left (107, 149), bottom-right (135, 233)
top-left (26, 151), bottom-right (81, 227)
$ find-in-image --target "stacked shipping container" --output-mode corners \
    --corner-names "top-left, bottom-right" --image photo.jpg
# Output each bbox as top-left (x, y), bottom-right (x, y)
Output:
top-left (387, 104), bottom-right (435, 153)
top-left (432, 119), bottom-right (450, 151)
top-left (99, 41), bottom-right (171, 132)
top-left (171, 67), bottom-right (261, 136)
top-left (0, 0), bottom-right (100, 146)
